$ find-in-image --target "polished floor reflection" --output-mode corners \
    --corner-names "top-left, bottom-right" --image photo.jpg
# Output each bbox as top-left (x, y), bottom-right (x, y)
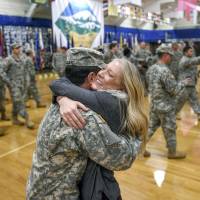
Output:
top-left (0, 73), bottom-right (200, 200)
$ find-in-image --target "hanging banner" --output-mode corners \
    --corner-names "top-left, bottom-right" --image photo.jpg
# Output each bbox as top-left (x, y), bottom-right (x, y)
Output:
top-left (52, 0), bottom-right (104, 48)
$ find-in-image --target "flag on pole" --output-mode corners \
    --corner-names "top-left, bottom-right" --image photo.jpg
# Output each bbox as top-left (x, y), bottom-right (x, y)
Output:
top-left (39, 29), bottom-right (44, 50)
top-left (120, 33), bottom-right (123, 48)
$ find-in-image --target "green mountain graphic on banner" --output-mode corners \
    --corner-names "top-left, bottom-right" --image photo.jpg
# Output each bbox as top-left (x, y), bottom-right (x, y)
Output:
top-left (55, 1), bottom-right (101, 37)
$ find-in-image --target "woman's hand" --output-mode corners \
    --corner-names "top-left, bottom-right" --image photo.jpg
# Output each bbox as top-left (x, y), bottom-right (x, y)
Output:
top-left (57, 96), bottom-right (88, 129)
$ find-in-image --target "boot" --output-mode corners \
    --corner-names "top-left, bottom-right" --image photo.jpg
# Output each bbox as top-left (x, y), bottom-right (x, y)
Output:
top-left (12, 117), bottom-right (24, 126)
top-left (25, 116), bottom-right (35, 129)
top-left (36, 102), bottom-right (46, 108)
top-left (0, 128), bottom-right (5, 136)
top-left (1, 112), bottom-right (10, 121)
top-left (26, 121), bottom-right (35, 129)
top-left (143, 150), bottom-right (151, 157)
top-left (168, 149), bottom-right (186, 159)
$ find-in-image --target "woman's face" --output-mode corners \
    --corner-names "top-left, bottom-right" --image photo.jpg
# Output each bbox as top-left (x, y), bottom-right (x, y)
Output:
top-left (91, 60), bottom-right (124, 90)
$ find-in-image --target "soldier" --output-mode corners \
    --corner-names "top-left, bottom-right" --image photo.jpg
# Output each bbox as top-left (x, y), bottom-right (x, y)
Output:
top-left (176, 46), bottom-right (200, 120)
top-left (0, 57), bottom-right (9, 120)
top-left (134, 42), bottom-right (152, 95)
top-left (26, 48), bottom-right (143, 199)
top-left (52, 47), bottom-right (67, 77)
top-left (104, 42), bottom-right (122, 64)
top-left (168, 42), bottom-right (183, 80)
top-left (25, 49), bottom-right (45, 108)
top-left (0, 43), bottom-right (34, 129)
top-left (145, 46), bottom-right (190, 159)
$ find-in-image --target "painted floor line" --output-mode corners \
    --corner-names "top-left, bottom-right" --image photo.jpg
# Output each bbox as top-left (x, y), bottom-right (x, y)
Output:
top-left (0, 141), bottom-right (35, 159)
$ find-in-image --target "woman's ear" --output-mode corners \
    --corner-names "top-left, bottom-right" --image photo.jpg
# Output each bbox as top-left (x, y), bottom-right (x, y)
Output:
top-left (88, 72), bottom-right (97, 84)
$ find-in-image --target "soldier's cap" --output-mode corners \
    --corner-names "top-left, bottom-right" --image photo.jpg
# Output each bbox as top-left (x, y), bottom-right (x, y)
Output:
top-left (66, 47), bottom-right (106, 70)
top-left (156, 46), bottom-right (174, 56)
top-left (11, 43), bottom-right (21, 49)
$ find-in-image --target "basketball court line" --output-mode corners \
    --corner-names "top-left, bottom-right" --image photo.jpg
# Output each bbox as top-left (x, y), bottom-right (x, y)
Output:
top-left (0, 140), bottom-right (35, 159)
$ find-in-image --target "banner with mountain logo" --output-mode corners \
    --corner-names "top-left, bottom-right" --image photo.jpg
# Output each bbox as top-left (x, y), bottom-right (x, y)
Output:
top-left (52, 0), bottom-right (104, 48)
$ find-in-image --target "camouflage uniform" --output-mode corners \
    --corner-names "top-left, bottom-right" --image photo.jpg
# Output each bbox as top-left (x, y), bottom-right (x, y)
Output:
top-left (26, 101), bottom-right (141, 200)
top-left (168, 50), bottom-right (182, 80)
top-left (135, 49), bottom-right (152, 95)
top-left (0, 57), bottom-right (6, 118)
top-left (146, 62), bottom-right (185, 151)
top-left (52, 52), bottom-right (67, 77)
top-left (0, 54), bottom-right (28, 120)
top-left (176, 55), bottom-right (200, 115)
top-left (25, 56), bottom-right (41, 105)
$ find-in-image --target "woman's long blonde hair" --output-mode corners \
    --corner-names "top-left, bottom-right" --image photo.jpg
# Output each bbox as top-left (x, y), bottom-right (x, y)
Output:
top-left (114, 59), bottom-right (148, 150)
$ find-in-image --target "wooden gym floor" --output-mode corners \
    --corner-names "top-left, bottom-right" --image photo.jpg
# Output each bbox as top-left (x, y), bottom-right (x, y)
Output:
top-left (0, 73), bottom-right (199, 200)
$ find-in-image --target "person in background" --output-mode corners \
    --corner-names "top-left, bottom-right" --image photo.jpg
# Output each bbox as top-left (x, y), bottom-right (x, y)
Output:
top-left (144, 46), bottom-right (191, 159)
top-left (25, 49), bottom-right (46, 108)
top-left (52, 47), bottom-right (67, 77)
top-left (0, 43), bottom-right (34, 129)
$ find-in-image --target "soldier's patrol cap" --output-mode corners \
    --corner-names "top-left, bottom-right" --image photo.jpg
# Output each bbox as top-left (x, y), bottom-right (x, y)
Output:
top-left (11, 43), bottom-right (21, 49)
top-left (66, 47), bottom-right (106, 70)
top-left (156, 46), bottom-right (174, 56)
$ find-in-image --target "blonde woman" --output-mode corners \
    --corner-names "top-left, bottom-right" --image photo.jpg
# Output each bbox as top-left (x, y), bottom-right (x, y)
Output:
top-left (50, 58), bottom-right (148, 200)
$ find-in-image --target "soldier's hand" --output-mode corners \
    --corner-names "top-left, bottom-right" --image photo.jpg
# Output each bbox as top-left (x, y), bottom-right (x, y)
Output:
top-left (57, 97), bottom-right (88, 129)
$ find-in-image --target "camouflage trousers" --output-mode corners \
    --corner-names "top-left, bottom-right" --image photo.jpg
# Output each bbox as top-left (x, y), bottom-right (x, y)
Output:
top-left (176, 86), bottom-right (200, 115)
top-left (27, 81), bottom-right (41, 104)
top-left (8, 85), bottom-right (28, 119)
top-left (148, 108), bottom-right (176, 150)
top-left (0, 84), bottom-right (6, 114)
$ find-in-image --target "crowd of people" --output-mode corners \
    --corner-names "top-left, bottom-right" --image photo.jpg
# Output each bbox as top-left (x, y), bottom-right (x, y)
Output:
top-left (0, 40), bottom-right (200, 199)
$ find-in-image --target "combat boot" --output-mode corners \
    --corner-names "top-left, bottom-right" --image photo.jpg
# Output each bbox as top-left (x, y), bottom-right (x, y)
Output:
top-left (25, 116), bottom-right (35, 129)
top-left (168, 149), bottom-right (186, 159)
top-left (143, 150), bottom-right (151, 157)
top-left (12, 116), bottom-right (24, 126)
top-left (26, 121), bottom-right (35, 129)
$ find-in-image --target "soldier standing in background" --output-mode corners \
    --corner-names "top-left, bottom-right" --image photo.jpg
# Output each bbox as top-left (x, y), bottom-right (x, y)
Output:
top-left (135, 42), bottom-right (152, 95)
top-left (25, 49), bottom-right (45, 108)
top-left (52, 47), bottom-right (67, 77)
top-left (145, 46), bottom-right (190, 159)
top-left (168, 42), bottom-right (183, 80)
top-left (104, 42), bottom-right (122, 64)
top-left (0, 57), bottom-right (9, 121)
top-left (0, 43), bottom-right (34, 129)
top-left (176, 46), bottom-right (200, 120)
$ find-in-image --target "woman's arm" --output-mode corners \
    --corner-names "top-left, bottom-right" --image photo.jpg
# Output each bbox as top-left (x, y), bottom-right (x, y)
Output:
top-left (50, 78), bottom-right (113, 115)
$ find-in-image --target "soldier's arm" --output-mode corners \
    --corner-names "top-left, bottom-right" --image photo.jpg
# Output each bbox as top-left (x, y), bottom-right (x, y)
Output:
top-left (0, 58), bottom-right (11, 86)
top-left (180, 56), bottom-right (200, 68)
top-left (162, 70), bottom-right (185, 96)
top-left (79, 113), bottom-right (141, 171)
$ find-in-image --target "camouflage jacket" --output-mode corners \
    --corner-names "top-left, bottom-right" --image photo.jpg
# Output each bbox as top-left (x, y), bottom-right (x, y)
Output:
top-left (178, 55), bottom-right (200, 86)
top-left (0, 57), bottom-right (5, 86)
top-left (0, 54), bottom-right (26, 88)
top-left (169, 50), bottom-right (182, 80)
top-left (26, 103), bottom-right (141, 200)
top-left (146, 63), bottom-right (185, 112)
top-left (52, 52), bottom-right (67, 77)
top-left (25, 57), bottom-right (36, 83)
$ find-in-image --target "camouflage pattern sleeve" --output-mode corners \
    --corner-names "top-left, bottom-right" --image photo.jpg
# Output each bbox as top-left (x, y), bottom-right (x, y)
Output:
top-left (80, 112), bottom-right (141, 171)
top-left (180, 56), bottom-right (200, 68)
top-left (161, 69), bottom-right (184, 96)
top-left (0, 57), bottom-right (11, 86)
